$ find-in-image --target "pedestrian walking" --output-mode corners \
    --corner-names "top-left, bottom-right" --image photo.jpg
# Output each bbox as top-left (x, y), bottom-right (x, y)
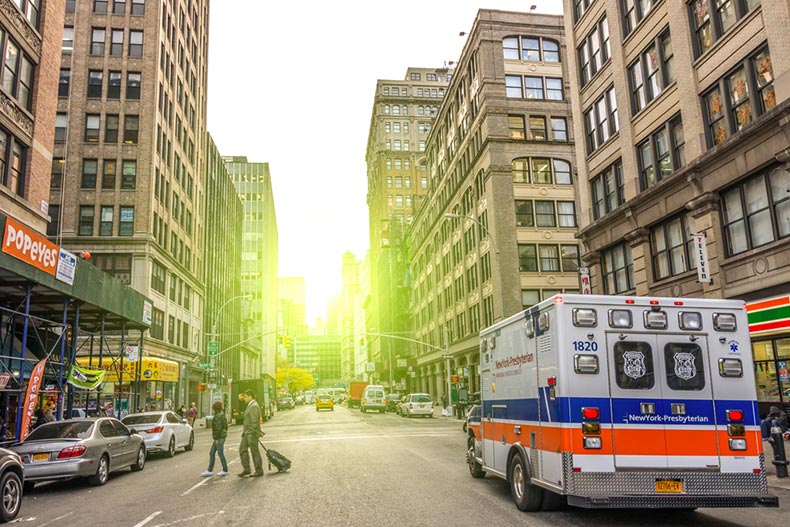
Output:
top-left (201, 401), bottom-right (229, 477)
top-left (177, 404), bottom-right (186, 419)
top-left (237, 390), bottom-right (264, 477)
top-left (186, 402), bottom-right (197, 427)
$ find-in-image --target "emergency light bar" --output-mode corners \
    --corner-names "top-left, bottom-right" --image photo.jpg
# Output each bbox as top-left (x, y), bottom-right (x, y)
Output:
top-left (713, 312), bottom-right (737, 331)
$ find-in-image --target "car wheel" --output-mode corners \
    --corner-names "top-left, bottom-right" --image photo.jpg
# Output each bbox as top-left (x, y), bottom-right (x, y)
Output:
top-left (88, 456), bottom-right (109, 486)
top-left (131, 446), bottom-right (146, 472)
top-left (0, 471), bottom-right (22, 522)
top-left (185, 432), bottom-right (194, 451)
top-left (510, 453), bottom-right (542, 511)
top-left (167, 436), bottom-right (176, 457)
top-left (467, 436), bottom-right (485, 479)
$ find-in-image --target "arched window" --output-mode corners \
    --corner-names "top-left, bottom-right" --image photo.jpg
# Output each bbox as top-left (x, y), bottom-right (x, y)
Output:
top-left (402, 105), bottom-right (408, 115)
top-left (384, 104), bottom-right (390, 115)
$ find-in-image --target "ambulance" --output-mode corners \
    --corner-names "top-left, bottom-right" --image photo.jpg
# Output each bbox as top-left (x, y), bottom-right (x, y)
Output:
top-left (466, 294), bottom-right (778, 511)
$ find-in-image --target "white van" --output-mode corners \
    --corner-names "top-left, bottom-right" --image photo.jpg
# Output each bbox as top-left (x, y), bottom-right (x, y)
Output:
top-left (360, 385), bottom-right (386, 413)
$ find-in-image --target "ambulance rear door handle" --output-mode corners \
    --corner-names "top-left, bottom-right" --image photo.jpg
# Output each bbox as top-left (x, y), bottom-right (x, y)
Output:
top-left (671, 403), bottom-right (686, 415)
top-left (640, 402), bottom-right (656, 415)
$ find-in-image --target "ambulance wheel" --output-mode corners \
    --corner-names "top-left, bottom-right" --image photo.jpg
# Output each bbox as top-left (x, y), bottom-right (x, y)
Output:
top-left (509, 453), bottom-right (542, 512)
top-left (467, 436), bottom-right (484, 478)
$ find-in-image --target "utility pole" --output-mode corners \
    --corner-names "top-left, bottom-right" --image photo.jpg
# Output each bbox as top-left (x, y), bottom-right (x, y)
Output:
top-left (444, 326), bottom-right (452, 414)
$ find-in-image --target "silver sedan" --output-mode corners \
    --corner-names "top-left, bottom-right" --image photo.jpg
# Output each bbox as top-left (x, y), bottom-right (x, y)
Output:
top-left (10, 418), bottom-right (146, 489)
top-left (121, 411), bottom-right (194, 457)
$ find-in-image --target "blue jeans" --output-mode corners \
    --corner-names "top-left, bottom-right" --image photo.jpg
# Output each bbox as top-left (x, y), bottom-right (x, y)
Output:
top-left (208, 438), bottom-right (228, 472)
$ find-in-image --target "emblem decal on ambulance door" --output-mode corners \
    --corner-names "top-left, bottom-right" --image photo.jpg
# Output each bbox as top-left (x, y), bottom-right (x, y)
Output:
top-left (673, 352), bottom-right (696, 380)
top-left (623, 351), bottom-right (646, 379)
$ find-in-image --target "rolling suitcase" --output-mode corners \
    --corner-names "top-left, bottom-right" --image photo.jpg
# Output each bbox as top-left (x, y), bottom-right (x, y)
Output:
top-left (259, 441), bottom-right (291, 472)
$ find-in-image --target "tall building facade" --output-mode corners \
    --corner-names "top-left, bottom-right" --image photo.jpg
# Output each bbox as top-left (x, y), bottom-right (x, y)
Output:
top-left (50, 0), bottom-right (210, 408)
top-left (0, 0), bottom-right (65, 233)
top-left (365, 67), bottom-right (450, 390)
top-left (409, 10), bottom-right (576, 401)
top-left (293, 335), bottom-right (341, 389)
top-left (563, 0), bottom-right (790, 414)
top-left (340, 250), bottom-right (359, 382)
top-left (224, 157), bottom-right (278, 385)
top-left (278, 276), bottom-right (308, 362)
top-left (204, 134), bottom-right (243, 405)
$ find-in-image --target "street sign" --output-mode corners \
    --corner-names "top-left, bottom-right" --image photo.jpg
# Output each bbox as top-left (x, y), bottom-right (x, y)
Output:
top-left (198, 362), bottom-right (211, 369)
top-left (207, 383), bottom-right (217, 390)
top-left (208, 341), bottom-right (218, 356)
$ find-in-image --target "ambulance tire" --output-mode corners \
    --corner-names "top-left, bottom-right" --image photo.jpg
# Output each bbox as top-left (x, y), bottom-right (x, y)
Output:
top-left (467, 436), bottom-right (484, 478)
top-left (509, 453), bottom-right (542, 512)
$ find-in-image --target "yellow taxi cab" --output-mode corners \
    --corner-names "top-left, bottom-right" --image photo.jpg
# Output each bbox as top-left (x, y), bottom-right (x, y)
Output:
top-left (315, 393), bottom-right (334, 411)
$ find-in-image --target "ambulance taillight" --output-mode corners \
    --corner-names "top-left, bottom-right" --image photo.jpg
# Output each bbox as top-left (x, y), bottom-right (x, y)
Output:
top-left (581, 407), bottom-right (602, 449)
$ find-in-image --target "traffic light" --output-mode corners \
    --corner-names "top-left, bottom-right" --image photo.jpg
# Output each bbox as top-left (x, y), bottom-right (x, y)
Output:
top-left (284, 336), bottom-right (292, 348)
top-left (451, 375), bottom-right (459, 383)
top-left (197, 383), bottom-right (205, 392)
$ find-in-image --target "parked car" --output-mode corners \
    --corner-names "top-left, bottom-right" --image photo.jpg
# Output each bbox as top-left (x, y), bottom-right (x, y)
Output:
top-left (0, 448), bottom-right (23, 522)
top-left (277, 397), bottom-right (295, 410)
top-left (315, 394), bottom-right (334, 411)
top-left (400, 393), bottom-right (434, 418)
top-left (360, 385), bottom-right (386, 413)
top-left (385, 393), bottom-right (402, 413)
top-left (463, 404), bottom-right (481, 433)
top-left (11, 418), bottom-right (146, 489)
top-left (121, 411), bottom-right (194, 457)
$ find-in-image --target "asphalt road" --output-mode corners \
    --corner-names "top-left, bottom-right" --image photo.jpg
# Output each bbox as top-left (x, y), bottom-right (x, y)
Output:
top-left (12, 405), bottom-right (790, 526)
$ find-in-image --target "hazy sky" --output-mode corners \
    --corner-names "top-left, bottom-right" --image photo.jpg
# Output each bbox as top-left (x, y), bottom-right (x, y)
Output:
top-left (207, 0), bottom-right (564, 323)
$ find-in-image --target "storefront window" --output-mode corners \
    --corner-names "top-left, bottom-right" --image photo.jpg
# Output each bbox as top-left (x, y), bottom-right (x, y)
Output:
top-left (754, 339), bottom-right (790, 406)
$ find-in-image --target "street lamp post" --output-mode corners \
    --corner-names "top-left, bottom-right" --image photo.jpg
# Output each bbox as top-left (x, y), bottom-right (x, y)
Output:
top-left (444, 326), bottom-right (452, 414)
top-left (445, 212), bottom-right (506, 321)
top-left (207, 294), bottom-right (252, 413)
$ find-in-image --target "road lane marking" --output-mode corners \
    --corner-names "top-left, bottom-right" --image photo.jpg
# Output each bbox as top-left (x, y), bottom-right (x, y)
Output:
top-left (132, 511), bottom-right (162, 527)
top-left (265, 431), bottom-right (457, 444)
top-left (36, 512), bottom-right (73, 527)
top-left (151, 511), bottom-right (225, 527)
top-left (181, 459), bottom-right (238, 496)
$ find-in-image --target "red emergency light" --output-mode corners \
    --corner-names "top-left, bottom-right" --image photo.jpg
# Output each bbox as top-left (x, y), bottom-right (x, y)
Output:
top-left (727, 409), bottom-right (744, 422)
top-left (581, 407), bottom-right (599, 420)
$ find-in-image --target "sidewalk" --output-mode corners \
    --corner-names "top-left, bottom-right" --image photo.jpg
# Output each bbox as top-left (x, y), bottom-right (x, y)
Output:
top-left (763, 439), bottom-right (790, 490)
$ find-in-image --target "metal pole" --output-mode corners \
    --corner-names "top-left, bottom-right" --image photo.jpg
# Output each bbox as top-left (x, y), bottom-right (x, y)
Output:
top-left (57, 300), bottom-right (69, 421)
top-left (445, 326), bottom-right (452, 415)
top-left (118, 322), bottom-right (125, 420)
top-left (15, 285), bottom-right (32, 439)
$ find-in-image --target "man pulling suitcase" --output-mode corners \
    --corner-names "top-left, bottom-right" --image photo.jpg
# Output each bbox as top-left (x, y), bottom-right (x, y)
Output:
top-left (237, 389), bottom-right (264, 477)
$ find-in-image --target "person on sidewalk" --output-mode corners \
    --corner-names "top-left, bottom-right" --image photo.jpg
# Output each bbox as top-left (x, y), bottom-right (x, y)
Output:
top-left (237, 390), bottom-right (264, 477)
top-left (201, 401), bottom-right (229, 477)
top-left (186, 402), bottom-right (197, 427)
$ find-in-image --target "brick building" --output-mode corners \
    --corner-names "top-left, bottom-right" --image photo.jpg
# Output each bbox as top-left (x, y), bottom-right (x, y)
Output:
top-left (563, 0), bottom-right (790, 413)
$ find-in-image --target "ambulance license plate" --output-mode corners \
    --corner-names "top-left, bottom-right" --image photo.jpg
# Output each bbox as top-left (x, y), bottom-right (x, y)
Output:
top-left (655, 479), bottom-right (683, 493)
top-left (32, 453), bottom-right (48, 462)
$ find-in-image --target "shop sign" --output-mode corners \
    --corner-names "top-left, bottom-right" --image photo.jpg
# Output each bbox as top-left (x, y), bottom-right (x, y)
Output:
top-left (746, 296), bottom-right (790, 335)
top-left (142, 301), bottom-right (152, 325)
top-left (125, 345), bottom-right (139, 362)
top-left (56, 249), bottom-right (76, 285)
top-left (3, 217), bottom-right (59, 276)
top-left (692, 233), bottom-right (711, 283)
top-left (0, 374), bottom-right (10, 389)
top-left (579, 267), bottom-right (592, 294)
top-left (20, 359), bottom-right (46, 441)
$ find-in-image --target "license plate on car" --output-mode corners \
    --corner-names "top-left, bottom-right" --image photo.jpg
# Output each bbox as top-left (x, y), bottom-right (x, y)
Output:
top-left (32, 453), bottom-right (48, 462)
top-left (655, 479), bottom-right (683, 493)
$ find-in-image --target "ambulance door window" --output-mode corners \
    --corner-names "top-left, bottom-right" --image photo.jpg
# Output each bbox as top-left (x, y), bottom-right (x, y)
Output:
top-left (612, 341), bottom-right (655, 389)
top-left (663, 343), bottom-right (705, 391)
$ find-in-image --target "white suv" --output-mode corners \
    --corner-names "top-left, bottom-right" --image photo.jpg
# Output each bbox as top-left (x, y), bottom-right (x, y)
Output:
top-left (360, 385), bottom-right (386, 413)
top-left (400, 393), bottom-right (434, 418)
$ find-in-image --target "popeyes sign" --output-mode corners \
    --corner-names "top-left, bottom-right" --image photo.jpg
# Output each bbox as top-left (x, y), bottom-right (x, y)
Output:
top-left (2, 217), bottom-right (74, 281)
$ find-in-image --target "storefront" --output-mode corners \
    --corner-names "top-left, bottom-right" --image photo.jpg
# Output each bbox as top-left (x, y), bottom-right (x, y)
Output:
top-left (747, 296), bottom-right (790, 416)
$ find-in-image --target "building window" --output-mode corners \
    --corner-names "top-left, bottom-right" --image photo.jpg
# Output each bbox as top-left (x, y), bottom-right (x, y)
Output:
top-left (502, 36), bottom-right (560, 62)
top-left (119, 206), bottom-right (134, 235)
top-left (46, 205), bottom-right (59, 237)
top-left (87, 70), bottom-right (103, 98)
top-left (123, 115), bottom-right (139, 143)
top-left (81, 159), bottom-right (97, 188)
top-left (515, 201), bottom-right (534, 227)
top-left (506, 75), bottom-right (564, 100)
top-left (690, 0), bottom-right (760, 57)
top-left (110, 29), bottom-right (124, 56)
top-left (535, 201), bottom-right (556, 227)
top-left (113, 0), bottom-right (125, 14)
top-left (62, 26), bottom-right (74, 52)
top-left (651, 212), bottom-right (697, 280)
top-left (50, 158), bottom-right (64, 190)
top-left (2, 40), bottom-right (33, 109)
top-left (530, 116), bottom-right (547, 140)
top-left (102, 159), bottom-right (116, 188)
top-left (578, 16), bottom-right (611, 86)
top-left (129, 30), bottom-right (143, 57)
top-left (59, 69), bottom-right (70, 97)
top-left (85, 114), bottom-right (100, 142)
top-left (55, 113), bottom-right (68, 143)
top-left (558, 201), bottom-right (576, 227)
top-left (703, 46), bottom-right (774, 146)
top-left (91, 28), bottom-right (106, 55)
top-left (519, 244), bottom-right (537, 272)
top-left (562, 245), bottom-right (580, 272)
top-left (584, 86), bottom-right (619, 153)
top-left (104, 114), bottom-right (119, 143)
top-left (512, 157), bottom-right (572, 185)
top-left (151, 308), bottom-right (164, 340)
top-left (551, 117), bottom-right (567, 141)
top-left (151, 260), bottom-right (166, 294)
top-left (94, 0), bottom-right (107, 13)
top-left (722, 164), bottom-right (790, 256)
top-left (126, 72), bottom-right (141, 99)
top-left (121, 160), bottom-right (136, 189)
top-left (508, 115), bottom-right (525, 140)
top-left (100, 206), bottom-right (113, 236)
top-left (131, 0), bottom-right (144, 15)
top-left (638, 114), bottom-right (684, 190)
top-left (629, 30), bottom-right (674, 113)
top-left (602, 242), bottom-right (634, 294)
top-left (16, 0), bottom-right (40, 27)
top-left (65, 0), bottom-right (75, 12)
top-left (574, 0), bottom-right (594, 21)
top-left (623, 0), bottom-right (659, 36)
top-left (78, 206), bottom-right (94, 236)
top-left (107, 71), bottom-right (121, 99)
top-left (591, 159), bottom-right (625, 220)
